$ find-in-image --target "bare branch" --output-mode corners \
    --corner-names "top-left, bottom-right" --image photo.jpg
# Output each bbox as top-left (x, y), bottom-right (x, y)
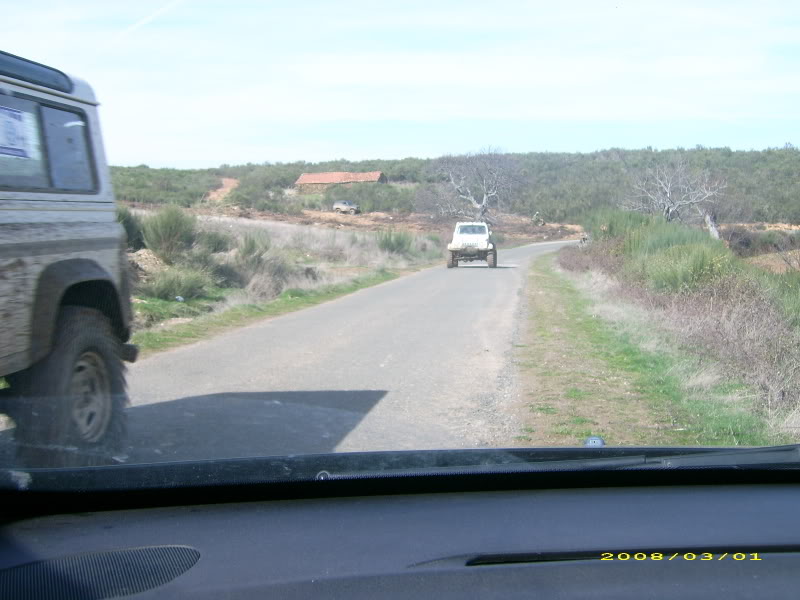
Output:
top-left (623, 159), bottom-right (726, 227)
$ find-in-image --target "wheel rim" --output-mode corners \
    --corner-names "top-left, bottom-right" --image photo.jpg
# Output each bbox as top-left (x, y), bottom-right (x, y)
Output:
top-left (69, 351), bottom-right (112, 443)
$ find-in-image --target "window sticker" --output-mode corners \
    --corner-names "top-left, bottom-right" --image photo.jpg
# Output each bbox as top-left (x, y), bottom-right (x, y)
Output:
top-left (0, 105), bottom-right (39, 160)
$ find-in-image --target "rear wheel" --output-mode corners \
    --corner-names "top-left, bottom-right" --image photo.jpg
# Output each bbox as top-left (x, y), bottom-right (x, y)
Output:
top-left (487, 250), bottom-right (497, 268)
top-left (447, 252), bottom-right (458, 268)
top-left (10, 306), bottom-right (128, 467)
top-left (349, 208), bottom-right (356, 215)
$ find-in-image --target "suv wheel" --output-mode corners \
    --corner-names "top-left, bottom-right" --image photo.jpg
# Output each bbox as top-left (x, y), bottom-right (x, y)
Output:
top-left (349, 208), bottom-right (356, 215)
top-left (11, 306), bottom-right (128, 467)
top-left (447, 252), bottom-right (458, 268)
top-left (487, 250), bottom-right (497, 268)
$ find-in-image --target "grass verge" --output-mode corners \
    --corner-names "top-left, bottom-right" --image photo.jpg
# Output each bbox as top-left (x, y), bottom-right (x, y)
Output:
top-left (132, 269), bottom-right (398, 356)
top-left (514, 253), bottom-right (786, 447)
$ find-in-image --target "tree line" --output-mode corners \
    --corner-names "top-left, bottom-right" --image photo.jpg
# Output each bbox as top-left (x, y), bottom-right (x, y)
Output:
top-left (111, 145), bottom-right (800, 223)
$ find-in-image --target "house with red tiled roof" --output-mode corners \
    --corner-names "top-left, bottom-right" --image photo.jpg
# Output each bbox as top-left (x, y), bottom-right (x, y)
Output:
top-left (294, 171), bottom-right (387, 194)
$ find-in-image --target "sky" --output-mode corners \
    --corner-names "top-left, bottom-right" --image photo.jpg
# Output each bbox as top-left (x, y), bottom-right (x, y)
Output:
top-left (2, 0), bottom-right (799, 168)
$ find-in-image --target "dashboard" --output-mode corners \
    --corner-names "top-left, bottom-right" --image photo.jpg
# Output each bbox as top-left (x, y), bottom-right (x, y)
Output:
top-left (1, 477), bottom-right (798, 599)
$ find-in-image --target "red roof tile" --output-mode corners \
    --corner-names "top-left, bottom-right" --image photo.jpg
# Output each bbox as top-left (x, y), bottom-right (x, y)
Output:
top-left (295, 171), bottom-right (384, 185)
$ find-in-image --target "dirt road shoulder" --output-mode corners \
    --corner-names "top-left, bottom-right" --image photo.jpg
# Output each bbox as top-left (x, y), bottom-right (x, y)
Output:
top-left (508, 253), bottom-right (784, 447)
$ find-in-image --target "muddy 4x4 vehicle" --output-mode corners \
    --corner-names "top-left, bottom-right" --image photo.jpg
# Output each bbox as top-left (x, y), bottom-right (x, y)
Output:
top-left (446, 221), bottom-right (497, 268)
top-left (333, 200), bottom-right (360, 214)
top-left (0, 51), bottom-right (137, 466)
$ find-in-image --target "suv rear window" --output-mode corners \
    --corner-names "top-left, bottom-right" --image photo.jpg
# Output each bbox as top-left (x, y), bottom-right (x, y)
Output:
top-left (459, 225), bottom-right (486, 235)
top-left (0, 96), bottom-right (95, 193)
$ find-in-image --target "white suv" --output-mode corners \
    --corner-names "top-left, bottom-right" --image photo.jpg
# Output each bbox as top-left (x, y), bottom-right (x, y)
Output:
top-left (446, 221), bottom-right (497, 268)
top-left (0, 50), bottom-right (136, 466)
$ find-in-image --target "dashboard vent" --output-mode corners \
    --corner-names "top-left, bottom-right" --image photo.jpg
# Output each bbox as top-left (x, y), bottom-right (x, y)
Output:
top-left (0, 545), bottom-right (200, 600)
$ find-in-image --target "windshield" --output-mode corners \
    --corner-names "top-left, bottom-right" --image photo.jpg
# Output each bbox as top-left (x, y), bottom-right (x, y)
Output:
top-left (1, 2), bottom-right (799, 486)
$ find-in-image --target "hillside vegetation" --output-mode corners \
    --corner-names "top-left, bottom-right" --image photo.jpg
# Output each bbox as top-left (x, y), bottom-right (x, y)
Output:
top-left (112, 146), bottom-right (800, 223)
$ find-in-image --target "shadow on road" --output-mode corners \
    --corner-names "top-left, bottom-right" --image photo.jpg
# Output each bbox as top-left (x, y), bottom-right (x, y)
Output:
top-left (457, 265), bottom-right (517, 269)
top-left (0, 390), bottom-right (387, 466)
top-left (124, 390), bottom-right (387, 463)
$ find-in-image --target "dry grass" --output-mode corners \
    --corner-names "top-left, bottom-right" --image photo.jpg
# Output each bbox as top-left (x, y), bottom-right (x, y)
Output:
top-left (196, 216), bottom-right (442, 307)
top-left (558, 242), bottom-right (800, 438)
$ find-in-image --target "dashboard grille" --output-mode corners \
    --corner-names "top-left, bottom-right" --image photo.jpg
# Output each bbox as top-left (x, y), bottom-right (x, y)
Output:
top-left (0, 545), bottom-right (200, 600)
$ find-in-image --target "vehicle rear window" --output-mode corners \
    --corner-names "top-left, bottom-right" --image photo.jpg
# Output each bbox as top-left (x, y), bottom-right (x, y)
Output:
top-left (0, 96), bottom-right (48, 189)
top-left (41, 106), bottom-right (93, 191)
top-left (459, 225), bottom-right (486, 234)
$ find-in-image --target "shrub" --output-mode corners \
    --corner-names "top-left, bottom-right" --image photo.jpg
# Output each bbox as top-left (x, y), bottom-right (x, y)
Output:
top-left (116, 204), bottom-right (145, 250)
top-left (138, 267), bottom-right (213, 300)
top-left (377, 230), bottom-right (412, 254)
top-left (630, 243), bottom-right (736, 292)
top-left (624, 220), bottom-right (716, 257)
top-left (582, 209), bottom-right (652, 241)
top-left (426, 233), bottom-right (442, 245)
top-left (142, 205), bottom-right (197, 263)
top-left (196, 230), bottom-right (233, 253)
top-left (239, 232), bottom-right (271, 258)
top-left (243, 251), bottom-right (295, 300)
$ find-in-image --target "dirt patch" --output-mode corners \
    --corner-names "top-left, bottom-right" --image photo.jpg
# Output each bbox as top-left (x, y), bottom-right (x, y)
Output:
top-left (128, 249), bottom-right (166, 283)
top-left (746, 250), bottom-right (800, 274)
top-left (205, 177), bottom-right (239, 204)
top-left (722, 222), bottom-right (800, 232)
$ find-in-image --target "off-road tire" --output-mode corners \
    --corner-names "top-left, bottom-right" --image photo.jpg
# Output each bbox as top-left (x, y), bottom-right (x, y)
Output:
top-left (447, 252), bottom-right (458, 268)
top-left (11, 306), bottom-right (128, 467)
top-left (349, 208), bottom-right (356, 215)
top-left (487, 250), bottom-right (497, 268)
top-left (334, 208), bottom-right (341, 214)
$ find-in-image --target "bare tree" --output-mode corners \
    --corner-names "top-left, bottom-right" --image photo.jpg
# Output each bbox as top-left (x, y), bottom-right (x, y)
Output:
top-left (434, 149), bottom-right (517, 222)
top-left (623, 159), bottom-right (726, 237)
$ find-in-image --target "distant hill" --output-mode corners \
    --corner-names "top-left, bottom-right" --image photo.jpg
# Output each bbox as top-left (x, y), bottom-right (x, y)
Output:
top-left (112, 146), bottom-right (800, 223)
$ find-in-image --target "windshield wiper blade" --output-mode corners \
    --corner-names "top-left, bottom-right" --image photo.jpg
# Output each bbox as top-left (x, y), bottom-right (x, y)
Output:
top-left (319, 446), bottom-right (800, 480)
top-left (317, 455), bottom-right (651, 479)
top-left (636, 444), bottom-right (800, 469)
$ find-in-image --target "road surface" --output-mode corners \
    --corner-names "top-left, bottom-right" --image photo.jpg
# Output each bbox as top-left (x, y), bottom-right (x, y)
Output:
top-left (116, 241), bottom-right (570, 463)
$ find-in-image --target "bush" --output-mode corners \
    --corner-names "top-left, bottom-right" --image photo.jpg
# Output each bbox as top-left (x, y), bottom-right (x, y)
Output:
top-left (582, 209), bottom-right (652, 241)
top-left (196, 230), bottom-right (233, 253)
top-left (624, 220), bottom-right (716, 257)
top-left (142, 205), bottom-right (197, 263)
top-left (630, 243), bottom-right (736, 292)
top-left (377, 230), bottom-right (412, 254)
top-left (243, 251), bottom-right (295, 300)
top-left (116, 204), bottom-right (145, 250)
top-left (426, 233), bottom-right (442, 245)
top-left (138, 267), bottom-right (213, 300)
top-left (239, 232), bottom-right (271, 258)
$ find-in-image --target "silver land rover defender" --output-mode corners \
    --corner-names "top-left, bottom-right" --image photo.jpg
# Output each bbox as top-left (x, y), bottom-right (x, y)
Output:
top-left (0, 50), bottom-right (137, 466)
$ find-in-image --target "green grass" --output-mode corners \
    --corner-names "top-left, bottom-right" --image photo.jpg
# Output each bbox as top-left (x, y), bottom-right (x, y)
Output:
top-left (565, 387), bottom-right (590, 400)
top-left (132, 269), bottom-right (397, 355)
top-left (133, 288), bottom-right (229, 328)
top-left (535, 252), bottom-right (787, 447)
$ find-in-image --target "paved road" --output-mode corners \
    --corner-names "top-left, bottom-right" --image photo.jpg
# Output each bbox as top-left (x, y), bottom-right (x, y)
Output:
top-left (120, 241), bottom-right (571, 463)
